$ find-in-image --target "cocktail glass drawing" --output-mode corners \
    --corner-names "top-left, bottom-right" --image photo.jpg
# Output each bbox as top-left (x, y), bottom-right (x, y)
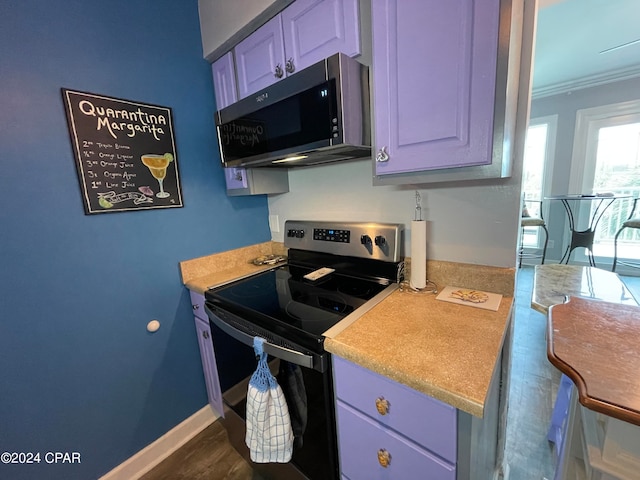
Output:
top-left (141, 153), bottom-right (173, 198)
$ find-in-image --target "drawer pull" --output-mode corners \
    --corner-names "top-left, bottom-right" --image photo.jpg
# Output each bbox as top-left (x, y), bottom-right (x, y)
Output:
top-left (285, 58), bottom-right (295, 74)
top-left (192, 304), bottom-right (200, 310)
top-left (377, 448), bottom-right (391, 468)
top-left (375, 396), bottom-right (390, 415)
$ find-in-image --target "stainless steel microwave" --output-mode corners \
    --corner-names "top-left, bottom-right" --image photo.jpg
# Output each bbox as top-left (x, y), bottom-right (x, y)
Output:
top-left (215, 53), bottom-right (371, 168)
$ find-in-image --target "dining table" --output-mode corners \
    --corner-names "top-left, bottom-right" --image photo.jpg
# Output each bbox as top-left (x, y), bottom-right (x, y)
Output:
top-left (544, 193), bottom-right (632, 267)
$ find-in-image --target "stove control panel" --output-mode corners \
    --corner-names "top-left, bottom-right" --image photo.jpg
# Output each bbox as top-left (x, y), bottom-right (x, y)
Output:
top-left (284, 220), bottom-right (403, 262)
top-left (287, 228), bottom-right (305, 239)
top-left (313, 228), bottom-right (350, 243)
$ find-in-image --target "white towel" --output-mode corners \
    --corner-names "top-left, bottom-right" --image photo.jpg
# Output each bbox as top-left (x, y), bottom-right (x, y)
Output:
top-left (245, 337), bottom-right (293, 463)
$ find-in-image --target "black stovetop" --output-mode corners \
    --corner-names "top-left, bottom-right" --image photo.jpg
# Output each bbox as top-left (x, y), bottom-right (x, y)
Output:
top-left (205, 268), bottom-right (396, 352)
top-left (205, 246), bottom-right (403, 353)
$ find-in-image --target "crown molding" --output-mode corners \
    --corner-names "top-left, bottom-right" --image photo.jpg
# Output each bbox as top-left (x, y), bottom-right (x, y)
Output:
top-left (531, 65), bottom-right (640, 99)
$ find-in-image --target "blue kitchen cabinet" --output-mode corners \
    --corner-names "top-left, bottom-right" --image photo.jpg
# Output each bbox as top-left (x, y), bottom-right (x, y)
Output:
top-left (371, 0), bottom-right (518, 184)
top-left (234, 0), bottom-right (361, 99)
top-left (333, 355), bottom-right (456, 479)
top-left (190, 290), bottom-right (224, 416)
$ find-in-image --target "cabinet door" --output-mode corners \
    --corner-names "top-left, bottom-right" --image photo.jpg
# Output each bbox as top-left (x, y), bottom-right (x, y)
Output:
top-left (224, 167), bottom-right (249, 191)
top-left (372, 0), bottom-right (501, 176)
top-left (333, 356), bottom-right (456, 463)
top-left (190, 290), bottom-right (207, 321)
top-left (194, 315), bottom-right (224, 416)
top-left (211, 51), bottom-right (238, 110)
top-left (281, 0), bottom-right (361, 73)
top-left (235, 14), bottom-right (286, 99)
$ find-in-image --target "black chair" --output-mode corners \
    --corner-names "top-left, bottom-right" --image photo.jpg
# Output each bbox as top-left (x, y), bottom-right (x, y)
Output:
top-left (518, 199), bottom-right (549, 268)
top-left (612, 198), bottom-right (640, 272)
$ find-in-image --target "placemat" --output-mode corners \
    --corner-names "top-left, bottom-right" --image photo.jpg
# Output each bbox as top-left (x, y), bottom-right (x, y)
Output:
top-left (436, 285), bottom-right (502, 311)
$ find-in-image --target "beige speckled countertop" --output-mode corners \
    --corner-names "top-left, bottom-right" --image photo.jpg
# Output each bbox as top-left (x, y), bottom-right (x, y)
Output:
top-left (180, 243), bottom-right (515, 419)
top-left (325, 287), bottom-right (513, 418)
top-left (180, 241), bottom-right (287, 293)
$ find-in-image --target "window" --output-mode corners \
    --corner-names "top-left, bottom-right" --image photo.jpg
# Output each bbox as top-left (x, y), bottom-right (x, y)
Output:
top-left (569, 100), bottom-right (640, 263)
top-left (522, 115), bottom-right (557, 248)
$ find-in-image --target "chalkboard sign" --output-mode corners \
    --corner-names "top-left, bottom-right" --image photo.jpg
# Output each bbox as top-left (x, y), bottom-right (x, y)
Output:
top-left (62, 89), bottom-right (183, 214)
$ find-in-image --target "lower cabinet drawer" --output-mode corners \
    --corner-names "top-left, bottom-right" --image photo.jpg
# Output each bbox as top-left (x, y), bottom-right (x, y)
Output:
top-left (337, 402), bottom-right (455, 480)
top-left (333, 356), bottom-right (457, 462)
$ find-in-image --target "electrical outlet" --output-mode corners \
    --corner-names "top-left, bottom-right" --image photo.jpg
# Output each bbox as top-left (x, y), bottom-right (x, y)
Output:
top-left (269, 215), bottom-right (280, 233)
top-left (548, 240), bottom-right (555, 249)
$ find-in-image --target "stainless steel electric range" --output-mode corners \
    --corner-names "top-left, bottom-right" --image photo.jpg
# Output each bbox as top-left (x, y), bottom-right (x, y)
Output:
top-left (204, 220), bottom-right (404, 480)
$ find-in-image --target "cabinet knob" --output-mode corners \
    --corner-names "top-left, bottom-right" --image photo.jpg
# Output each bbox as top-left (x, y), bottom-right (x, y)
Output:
top-left (192, 304), bottom-right (199, 310)
top-left (375, 146), bottom-right (389, 162)
top-left (285, 58), bottom-right (295, 74)
top-left (234, 170), bottom-right (243, 181)
top-left (377, 448), bottom-right (392, 468)
top-left (202, 330), bottom-right (209, 340)
top-left (274, 64), bottom-right (284, 78)
top-left (375, 396), bottom-right (390, 415)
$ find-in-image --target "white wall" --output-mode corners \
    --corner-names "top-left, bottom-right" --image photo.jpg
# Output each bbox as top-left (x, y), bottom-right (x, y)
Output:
top-left (267, 158), bottom-right (523, 268)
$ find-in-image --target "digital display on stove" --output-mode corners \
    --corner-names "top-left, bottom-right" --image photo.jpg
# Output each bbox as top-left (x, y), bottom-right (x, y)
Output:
top-left (313, 228), bottom-right (350, 243)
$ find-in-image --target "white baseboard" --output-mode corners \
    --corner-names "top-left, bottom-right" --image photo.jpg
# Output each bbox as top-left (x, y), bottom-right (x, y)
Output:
top-left (99, 405), bottom-right (219, 480)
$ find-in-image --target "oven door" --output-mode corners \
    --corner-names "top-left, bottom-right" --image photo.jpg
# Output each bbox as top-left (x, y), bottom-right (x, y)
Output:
top-left (205, 304), bottom-right (339, 480)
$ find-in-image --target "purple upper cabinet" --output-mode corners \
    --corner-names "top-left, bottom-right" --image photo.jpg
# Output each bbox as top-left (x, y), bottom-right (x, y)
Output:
top-left (281, 0), bottom-right (360, 73)
top-left (372, 0), bottom-right (504, 178)
top-left (235, 14), bottom-right (286, 99)
top-left (211, 51), bottom-right (238, 110)
top-left (235, 0), bottom-right (361, 100)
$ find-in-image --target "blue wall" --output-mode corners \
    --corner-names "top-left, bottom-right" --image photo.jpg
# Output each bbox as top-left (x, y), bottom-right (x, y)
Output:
top-left (0, 1), bottom-right (271, 478)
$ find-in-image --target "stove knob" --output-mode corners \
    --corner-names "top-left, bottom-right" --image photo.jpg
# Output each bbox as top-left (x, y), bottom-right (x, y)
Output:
top-left (295, 229), bottom-right (305, 238)
top-left (360, 234), bottom-right (372, 245)
top-left (375, 235), bottom-right (386, 246)
top-left (287, 229), bottom-right (295, 238)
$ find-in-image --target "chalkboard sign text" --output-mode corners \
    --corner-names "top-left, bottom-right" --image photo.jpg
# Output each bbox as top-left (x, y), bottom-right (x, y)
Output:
top-left (62, 89), bottom-right (183, 214)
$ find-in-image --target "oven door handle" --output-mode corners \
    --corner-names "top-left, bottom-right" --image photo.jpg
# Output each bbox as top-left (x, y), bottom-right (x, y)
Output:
top-left (205, 305), bottom-right (316, 369)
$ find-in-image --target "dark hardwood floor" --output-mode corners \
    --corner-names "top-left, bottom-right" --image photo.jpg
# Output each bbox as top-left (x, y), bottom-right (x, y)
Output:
top-left (139, 420), bottom-right (255, 480)
top-left (141, 266), bottom-right (640, 480)
top-left (503, 266), bottom-right (560, 480)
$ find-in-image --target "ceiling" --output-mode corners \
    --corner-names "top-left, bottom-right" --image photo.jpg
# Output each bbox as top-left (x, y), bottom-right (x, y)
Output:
top-left (532, 0), bottom-right (640, 97)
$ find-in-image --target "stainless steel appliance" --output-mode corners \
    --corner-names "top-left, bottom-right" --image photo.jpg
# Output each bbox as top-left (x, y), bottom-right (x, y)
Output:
top-left (204, 220), bottom-right (404, 480)
top-left (215, 53), bottom-right (371, 168)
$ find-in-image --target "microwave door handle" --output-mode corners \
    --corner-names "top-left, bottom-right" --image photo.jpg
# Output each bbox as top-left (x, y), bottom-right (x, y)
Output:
top-left (205, 305), bottom-right (314, 369)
